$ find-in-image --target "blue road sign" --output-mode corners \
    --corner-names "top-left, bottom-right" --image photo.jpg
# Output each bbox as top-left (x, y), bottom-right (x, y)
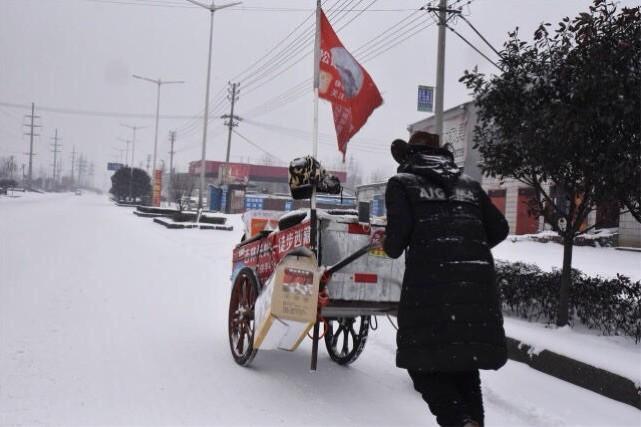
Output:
top-left (107, 162), bottom-right (124, 171)
top-left (417, 85), bottom-right (434, 112)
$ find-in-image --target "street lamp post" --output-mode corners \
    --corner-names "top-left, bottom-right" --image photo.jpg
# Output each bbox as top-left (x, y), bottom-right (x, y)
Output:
top-left (132, 74), bottom-right (184, 201)
top-left (117, 137), bottom-right (135, 200)
top-left (184, 0), bottom-right (241, 210)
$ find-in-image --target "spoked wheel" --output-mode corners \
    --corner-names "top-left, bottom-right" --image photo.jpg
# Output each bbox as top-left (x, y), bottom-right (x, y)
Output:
top-left (324, 316), bottom-right (370, 365)
top-left (228, 268), bottom-right (259, 366)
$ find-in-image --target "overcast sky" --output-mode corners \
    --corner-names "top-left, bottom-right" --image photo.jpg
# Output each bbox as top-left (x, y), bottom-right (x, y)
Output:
top-left (0, 0), bottom-right (635, 189)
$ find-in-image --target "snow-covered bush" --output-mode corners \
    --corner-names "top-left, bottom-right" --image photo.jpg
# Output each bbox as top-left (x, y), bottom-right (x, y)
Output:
top-left (496, 261), bottom-right (641, 342)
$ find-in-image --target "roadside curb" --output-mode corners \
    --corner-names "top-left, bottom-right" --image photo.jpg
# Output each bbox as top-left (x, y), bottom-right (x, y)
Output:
top-left (133, 211), bottom-right (164, 218)
top-left (506, 337), bottom-right (641, 410)
top-left (616, 246), bottom-right (641, 253)
top-left (152, 217), bottom-right (234, 231)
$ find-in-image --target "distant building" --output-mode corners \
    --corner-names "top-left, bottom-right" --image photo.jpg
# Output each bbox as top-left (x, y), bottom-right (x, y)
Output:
top-left (188, 160), bottom-right (347, 195)
top-left (355, 101), bottom-right (640, 244)
top-left (619, 212), bottom-right (641, 248)
top-left (356, 182), bottom-right (388, 217)
top-left (408, 101), bottom-right (482, 182)
top-left (186, 160), bottom-right (353, 214)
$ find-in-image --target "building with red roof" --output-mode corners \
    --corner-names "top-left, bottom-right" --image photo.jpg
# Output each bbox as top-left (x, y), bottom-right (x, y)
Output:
top-left (188, 160), bottom-right (347, 195)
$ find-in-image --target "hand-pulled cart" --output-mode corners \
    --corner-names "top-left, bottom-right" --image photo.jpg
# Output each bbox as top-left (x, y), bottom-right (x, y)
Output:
top-left (228, 209), bottom-right (403, 367)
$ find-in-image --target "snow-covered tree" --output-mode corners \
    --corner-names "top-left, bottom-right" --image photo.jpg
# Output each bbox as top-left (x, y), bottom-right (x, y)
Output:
top-left (461, 0), bottom-right (640, 326)
top-left (110, 167), bottom-right (151, 202)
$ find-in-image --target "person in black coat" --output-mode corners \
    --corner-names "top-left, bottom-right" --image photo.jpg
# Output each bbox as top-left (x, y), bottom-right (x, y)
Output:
top-left (379, 131), bottom-right (509, 427)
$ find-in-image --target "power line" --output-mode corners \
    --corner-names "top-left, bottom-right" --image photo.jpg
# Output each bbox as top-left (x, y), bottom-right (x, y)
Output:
top-left (168, 0), bottom-right (334, 137)
top-left (85, 0), bottom-right (198, 8)
top-left (336, 0), bottom-right (378, 32)
top-left (169, 0), bottom-right (376, 138)
top-left (458, 14), bottom-right (502, 57)
top-left (172, 124), bottom-right (226, 154)
top-left (242, 119), bottom-right (390, 154)
top-left (358, 17), bottom-right (434, 62)
top-left (238, 0), bottom-right (493, 118)
top-left (445, 23), bottom-right (503, 70)
top-left (241, 3), bottom-right (438, 116)
top-left (239, 0), bottom-right (367, 95)
top-left (241, 1), bottom-right (435, 113)
top-left (86, 0), bottom-right (424, 11)
top-left (0, 101), bottom-right (200, 120)
top-left (352, 2), bottom-right (430, 56)
top-left (231, 129), bottom-right (287, 164)
top-left (327, 0), bottom-right (358, 24)
top-left (0, 106), bottom-right (23, 121)
top-left (228, 7), bottom-right (317, 83)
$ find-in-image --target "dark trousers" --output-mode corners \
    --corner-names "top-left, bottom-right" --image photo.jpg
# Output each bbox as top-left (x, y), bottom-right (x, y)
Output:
top-left (408, 369), bottom-right (484, 427)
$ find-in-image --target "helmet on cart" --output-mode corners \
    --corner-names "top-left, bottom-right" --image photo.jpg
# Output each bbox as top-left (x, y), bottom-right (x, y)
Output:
top-left (288, 156), bottom-right (341, 200)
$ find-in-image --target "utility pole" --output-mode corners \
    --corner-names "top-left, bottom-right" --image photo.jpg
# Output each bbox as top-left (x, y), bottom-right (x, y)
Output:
top-left (112, 147), bottom-right (126, 164)
top-left (50, 129), bottom-right (62, 184)
top-left (77, 154), bottom-right (83, 187)
top-left (23, 102), bottom-right (41, 188)
top-left (77, 154), bottom-right (88, 188)
top-left (88, 162), bottom-right (95, 188)
top-left (185, 0), bottom-right (242, 210)
top-left (121, 124), bottom-right (145, 169)
top-left (117, 137), bottom-right (133, 201)
top-left (120, 125), bottom-right (143, 203)
top-left (168, 130), bottom-right (176, 205)
top-left (428, 1), bottom-right (460, 140)
top-left (221, 81), bottom-right (241, 169)
top-left (71, 146), bottom-right (76, 188)
top-left (146, 154), bottom-right (151, 173)
top-left (118, 137), bottom-right (132, 166)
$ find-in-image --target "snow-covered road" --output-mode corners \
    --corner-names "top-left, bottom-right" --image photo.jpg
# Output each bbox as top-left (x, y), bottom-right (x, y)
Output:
top-left (1, 193), bottom-right (639, 426)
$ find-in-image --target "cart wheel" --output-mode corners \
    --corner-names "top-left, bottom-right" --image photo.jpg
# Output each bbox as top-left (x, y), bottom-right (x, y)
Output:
top-left (228, 269), bottom-right (259, 366)
top-left (324, 316), bottom-right (370, 365)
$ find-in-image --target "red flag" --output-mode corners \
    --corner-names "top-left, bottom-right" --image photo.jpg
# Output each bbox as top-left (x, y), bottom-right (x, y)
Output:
top-left (318, 10), bottom-right (382, 157)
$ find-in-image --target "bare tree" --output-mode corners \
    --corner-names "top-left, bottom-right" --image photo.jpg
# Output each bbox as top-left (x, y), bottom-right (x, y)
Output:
top-left (0, 156), bottom-right (17, 179)
top-left (369, 168), bottom-right (389, 184)
top-left (171, 173), bottom-right (196, 210)
top-left (345, 156), bottom-right (363, 191)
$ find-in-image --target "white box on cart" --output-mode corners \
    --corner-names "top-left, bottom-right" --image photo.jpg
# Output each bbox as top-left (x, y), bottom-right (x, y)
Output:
top-left (254, 250), bottom-right (321, 351)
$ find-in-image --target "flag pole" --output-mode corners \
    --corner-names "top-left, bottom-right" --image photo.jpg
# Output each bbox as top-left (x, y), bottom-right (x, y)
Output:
top-left (312, 0), bottom-right (320, 161)
top-left (310, 0), bottom-right (322, 372)
top-left (311, 0), bottom-right (321, 213)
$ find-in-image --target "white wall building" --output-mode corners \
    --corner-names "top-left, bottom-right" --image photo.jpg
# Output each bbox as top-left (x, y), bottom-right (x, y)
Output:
top-left (404, 101), bottom-right (639, 244)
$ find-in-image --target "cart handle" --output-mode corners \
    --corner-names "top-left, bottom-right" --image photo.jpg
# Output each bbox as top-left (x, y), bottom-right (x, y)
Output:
top-left (325, 242), bottom-right (375, 277)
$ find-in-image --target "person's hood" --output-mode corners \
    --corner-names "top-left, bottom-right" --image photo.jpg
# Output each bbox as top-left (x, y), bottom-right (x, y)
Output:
top-left (397, 146), bottom-right (462, 187)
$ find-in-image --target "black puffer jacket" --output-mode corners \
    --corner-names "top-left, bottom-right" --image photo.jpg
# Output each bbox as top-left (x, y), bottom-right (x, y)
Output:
top-left (384, 147), bottom-right (509, 372)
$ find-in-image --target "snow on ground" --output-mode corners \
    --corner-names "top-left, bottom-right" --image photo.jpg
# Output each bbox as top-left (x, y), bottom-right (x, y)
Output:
top-left (492, 239), bottom-right (641, 281)
top-left (1, 193), bottom-right (640, 426)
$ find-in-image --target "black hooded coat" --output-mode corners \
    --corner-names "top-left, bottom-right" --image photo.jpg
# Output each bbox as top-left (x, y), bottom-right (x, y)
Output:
top-left (383, 147), bottom-right (509, 372)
